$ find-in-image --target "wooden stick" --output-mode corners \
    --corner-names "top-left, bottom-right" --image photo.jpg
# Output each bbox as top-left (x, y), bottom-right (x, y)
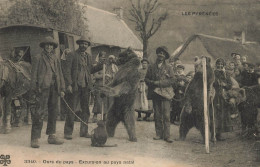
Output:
top-left (202, 57), bottom-right (210, 153)
top-left (211, 98), bottom-right (217, 144)
top-left (101, 64), bottom-right (106, 121)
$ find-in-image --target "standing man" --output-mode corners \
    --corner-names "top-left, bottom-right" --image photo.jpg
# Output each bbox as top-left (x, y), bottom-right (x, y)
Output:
top-left (63, 36), bottom-right (103, 140)
top-left (30, 36), bottom-right (65, 148)
top-left (145, 46), bottom-right (175, 143)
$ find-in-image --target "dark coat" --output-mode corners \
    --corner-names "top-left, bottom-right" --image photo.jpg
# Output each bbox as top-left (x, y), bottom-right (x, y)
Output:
top-left (241, 71), bottom-right (258, 87)
top-left (145, 62), bottom-right (175, 100)
top-left (213, 69), bottom-right (233, 133)
top-left (31, 50), bottom-right (65, 94)
top-left (63, 49), bottom-right (102, 91)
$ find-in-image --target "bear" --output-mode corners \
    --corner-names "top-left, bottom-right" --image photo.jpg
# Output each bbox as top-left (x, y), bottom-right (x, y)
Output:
top-left (98, 48), bottom-right (141, 142)
top-left (227, 85), bottom-right (260, 138)
top-left (179, 56), bottom-right (215, 141)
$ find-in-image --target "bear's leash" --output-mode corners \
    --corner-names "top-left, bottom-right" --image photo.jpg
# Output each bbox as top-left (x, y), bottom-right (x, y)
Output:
top-left (61, 97), bottom-right (88, 126)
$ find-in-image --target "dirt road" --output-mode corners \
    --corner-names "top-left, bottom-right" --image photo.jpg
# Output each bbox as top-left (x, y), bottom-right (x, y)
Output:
top-left (0, 119), bottom-right (259, 167)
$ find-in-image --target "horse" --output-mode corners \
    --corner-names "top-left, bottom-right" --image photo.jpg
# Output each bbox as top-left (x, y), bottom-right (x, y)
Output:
top-left (0, 59), bottom-right (32, 133)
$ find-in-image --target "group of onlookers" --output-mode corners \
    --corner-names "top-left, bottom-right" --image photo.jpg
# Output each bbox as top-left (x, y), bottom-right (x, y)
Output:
top-left (133, 48), bottom-right (260, 143)
top-left (7, 36), bottom-right (260, 146)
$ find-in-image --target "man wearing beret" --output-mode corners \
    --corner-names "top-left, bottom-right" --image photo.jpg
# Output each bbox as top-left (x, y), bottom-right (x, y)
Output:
top-left (145, 46), bottom-right (175, 143)
top-left (63, 36), bottom-right (103, 140)
top-left (30, 36), bottom-right (65, 148)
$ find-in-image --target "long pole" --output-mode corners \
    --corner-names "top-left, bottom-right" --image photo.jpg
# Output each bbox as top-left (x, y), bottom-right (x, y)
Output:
top-left (211, 98), bottom-right (217, 144)
top-left (101, 64), bottom-right (106, 121)
top-left (202, 57), bottom-right (210, 153)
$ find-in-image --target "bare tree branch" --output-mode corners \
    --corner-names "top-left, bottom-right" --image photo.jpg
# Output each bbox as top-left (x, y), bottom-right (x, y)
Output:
top-left (129, 0), bottom-right (144, 23)
top-left (128, 0), bottom-right (167, 58)
top-left (149, 12), bottom-right (168, 37)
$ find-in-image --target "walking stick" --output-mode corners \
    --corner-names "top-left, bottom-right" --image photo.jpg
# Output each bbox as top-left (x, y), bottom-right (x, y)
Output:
top-left (202, 57), bottom-right (210, 153)
top-left (101, 63), bottom-right (106, 121)
top-left (211, 97), bottom-right (217, 144)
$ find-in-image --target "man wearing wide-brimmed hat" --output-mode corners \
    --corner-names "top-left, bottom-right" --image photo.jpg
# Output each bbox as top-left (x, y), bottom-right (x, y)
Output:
top-left (63, 35), bottom-right (103, 140)
top-left (30, 36), bottom-right (65, 148)
top-left (145, 46), bottom-right (175, 143)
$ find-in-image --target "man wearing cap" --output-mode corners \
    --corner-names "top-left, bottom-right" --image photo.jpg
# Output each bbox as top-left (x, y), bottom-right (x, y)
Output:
top-left (63, 36), bottom-right (103, 140)
top-left (30, 36), bottom-right (65, 148)
top-left (176, 64), bottom-right (185, 77)
top-left (145, 46), bottom-right (175, 143)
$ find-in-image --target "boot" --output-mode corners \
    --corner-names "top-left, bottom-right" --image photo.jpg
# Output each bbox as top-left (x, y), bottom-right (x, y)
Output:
top-left (164, 138), bottom-right (174, 143)
top-left (64, 134), bottom-right (72, 140)
top-left (153, 135), bottom-right (163, 140)
top-left (31, 138), bottom-right (40, 148)
top-left (48, 134), bottom-right (64, 145)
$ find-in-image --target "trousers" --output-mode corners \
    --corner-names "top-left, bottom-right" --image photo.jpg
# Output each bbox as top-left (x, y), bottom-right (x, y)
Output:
top-left (64, 86), bottom-right (90, 135)
top-left (31, 83), bottom-right (59, 140)
top-left (152, 94), bottom-right (171, 139)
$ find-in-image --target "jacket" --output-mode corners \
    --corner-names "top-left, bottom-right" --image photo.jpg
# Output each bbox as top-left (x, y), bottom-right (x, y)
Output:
top-left (63, 49), bottom-right (102, 91)
top-left (31, 50), bottom-right (65, 94)
top-left (145, 61), bottom-right (175, 100)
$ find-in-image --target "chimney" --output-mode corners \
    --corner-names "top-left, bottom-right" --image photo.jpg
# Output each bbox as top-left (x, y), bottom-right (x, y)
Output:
top-left (114, 7), bottom-right (123, 19)
top-left (233, 30), bottom-right (246, 44)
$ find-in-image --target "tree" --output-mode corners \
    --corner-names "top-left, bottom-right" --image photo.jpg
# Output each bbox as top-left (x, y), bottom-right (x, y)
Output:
top-left (128, 0), bottom-right (168, 58)
top-left (1, 0), bottom-right (88, 35)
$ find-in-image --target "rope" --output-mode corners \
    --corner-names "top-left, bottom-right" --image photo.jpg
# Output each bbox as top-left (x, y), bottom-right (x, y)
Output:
top-left (61, 97), bottom-right (88, 126)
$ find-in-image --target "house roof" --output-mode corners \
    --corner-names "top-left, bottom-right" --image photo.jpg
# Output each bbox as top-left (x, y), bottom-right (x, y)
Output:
top-left (172, 34), bottom-right (260, 63)
top-left (85, 5), bottom-right (143, 50)
top-left (0, 2), bottom-right (143, 51)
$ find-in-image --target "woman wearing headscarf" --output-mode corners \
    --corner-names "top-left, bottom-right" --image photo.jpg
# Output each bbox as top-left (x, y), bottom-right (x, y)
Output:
top-left (213, 58), bottom-right (233, 141)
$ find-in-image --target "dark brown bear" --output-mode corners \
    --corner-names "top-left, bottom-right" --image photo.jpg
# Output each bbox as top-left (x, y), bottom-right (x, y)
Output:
top-left (99, 48), bottom-right (141, 142)
top-left (227, 85), bottom-right (260, 138)
top-left (179, 57), bottom-right (215, 141)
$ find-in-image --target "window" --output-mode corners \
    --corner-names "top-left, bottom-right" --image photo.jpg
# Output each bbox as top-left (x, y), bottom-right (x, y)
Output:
top-left (58, 32), bottom-right (74, 56)
top-left (14, 46), bottom-right (31, 63)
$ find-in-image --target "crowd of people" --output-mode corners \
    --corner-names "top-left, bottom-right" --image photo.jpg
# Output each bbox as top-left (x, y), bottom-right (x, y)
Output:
top-left (3, 35), bottom-right (260, 148)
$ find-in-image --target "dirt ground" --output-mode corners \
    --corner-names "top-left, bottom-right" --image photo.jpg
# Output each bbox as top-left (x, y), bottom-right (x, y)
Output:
top-left (1, 112), bottom-right (259, 167)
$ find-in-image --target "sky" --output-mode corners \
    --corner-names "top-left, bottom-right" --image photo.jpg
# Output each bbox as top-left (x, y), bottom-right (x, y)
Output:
top-left (84, 0), bottom-right (260, 58)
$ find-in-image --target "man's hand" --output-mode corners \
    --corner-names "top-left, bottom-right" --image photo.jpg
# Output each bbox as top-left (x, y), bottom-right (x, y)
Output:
top-left (60, 91), bottom-right (65, 98)
top-left (67, 85), bottom-right (72, 93)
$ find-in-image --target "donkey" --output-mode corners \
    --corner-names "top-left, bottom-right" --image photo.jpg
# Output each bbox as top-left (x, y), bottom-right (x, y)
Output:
top-left (0, 60), bottom-right (32, 133)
